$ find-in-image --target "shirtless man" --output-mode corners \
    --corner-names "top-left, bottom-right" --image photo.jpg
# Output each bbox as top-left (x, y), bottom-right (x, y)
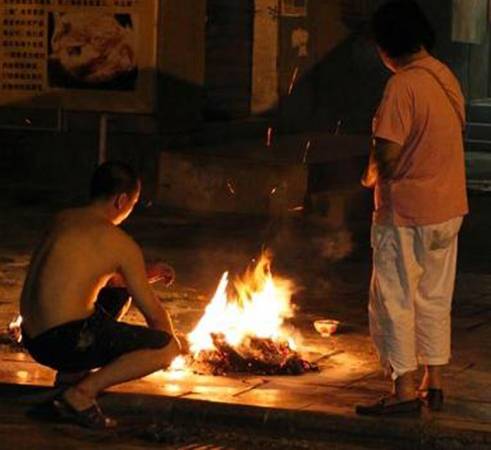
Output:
top-left (20, 161), bottom-right (181, 428)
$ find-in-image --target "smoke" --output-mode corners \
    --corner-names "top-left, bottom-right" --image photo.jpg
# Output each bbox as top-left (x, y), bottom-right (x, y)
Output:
top-left (315, 229), bottom-right (354, 262)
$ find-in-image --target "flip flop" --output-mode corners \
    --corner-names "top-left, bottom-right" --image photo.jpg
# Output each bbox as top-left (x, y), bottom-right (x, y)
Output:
top-left (355, 396), bottom-right (422, 416)
top-left (53, 394), bottom-right (117, 429)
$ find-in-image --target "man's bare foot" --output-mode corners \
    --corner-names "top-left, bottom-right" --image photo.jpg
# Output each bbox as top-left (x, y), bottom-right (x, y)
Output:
top-left (419, 365), bottom-right (443, 391)
top-left (393, 371), bottom-right (417, 401)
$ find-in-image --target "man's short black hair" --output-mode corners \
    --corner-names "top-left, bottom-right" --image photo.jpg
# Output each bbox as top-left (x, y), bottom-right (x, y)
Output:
top-left (371, 0), bottom-right (435, 58)
top-left (90, 161), bottom-right (139, 200)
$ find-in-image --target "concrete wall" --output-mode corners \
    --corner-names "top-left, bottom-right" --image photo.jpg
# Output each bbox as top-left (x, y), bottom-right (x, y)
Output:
top-left (421, 0), bottom-right (490, 100)
top-left (2, 0), bottom-right (490, 206)
top-left (157, 0), bottom-right (206, 131)
top-left (251, 0), bottom-right (280, 115)
top-left (276, 0), bottom-right (491, 134)
top-left (0, 0), bottom-right (207, 196)
top-left (157, 151), bottom-right (308, 215)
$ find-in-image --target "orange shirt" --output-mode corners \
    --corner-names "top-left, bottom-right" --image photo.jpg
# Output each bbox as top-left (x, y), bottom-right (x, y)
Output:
top-left (372, 56), bottom-right (468, 226)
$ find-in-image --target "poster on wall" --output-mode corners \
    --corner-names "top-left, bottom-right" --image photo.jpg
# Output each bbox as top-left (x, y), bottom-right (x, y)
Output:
top-left (0, 0), bottom-right (158, 113)
top-left (281, 0), bottom-right (308, 17)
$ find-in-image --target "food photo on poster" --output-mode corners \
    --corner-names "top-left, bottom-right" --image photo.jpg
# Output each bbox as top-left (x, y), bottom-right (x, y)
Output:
top-left (47, 12), bottom-right (138, 91)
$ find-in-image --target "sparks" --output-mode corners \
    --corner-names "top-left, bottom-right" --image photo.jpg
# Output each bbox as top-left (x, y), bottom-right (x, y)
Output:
top-left (226, 180), bottom-right (236, 195)
top-left (302, 140), bottom-right (311, 164)
top-left (334, 119), bottom-right (342, 135)
top-left (288, 206), bottom-right (304, 212)
top-left (288, 66), bottom-right (299, 95)
top-left (266, 127), bottom-right (273, 147)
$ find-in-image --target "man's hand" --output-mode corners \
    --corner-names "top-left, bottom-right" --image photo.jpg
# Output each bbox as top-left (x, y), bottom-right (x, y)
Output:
top-left (361, 150), bottom-right (378, 188)
top-left (373, 138), bottom-right (402, 181)
top-left (146, 261), bottom-right (175, 287)
top-left (362, 138), bottom-right (402, 187)
top-left (107, 261), bottom-right (175, 288)
top-left (175, 333), bottom-right (190, 355)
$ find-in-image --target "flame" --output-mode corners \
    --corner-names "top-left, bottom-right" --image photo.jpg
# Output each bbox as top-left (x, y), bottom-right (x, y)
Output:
top-left (175, 252), bottom-right (297, 368)
top-left (8, 314), bottom-right (23, 343)
top-left (169, 355), bottom-right (187, 371)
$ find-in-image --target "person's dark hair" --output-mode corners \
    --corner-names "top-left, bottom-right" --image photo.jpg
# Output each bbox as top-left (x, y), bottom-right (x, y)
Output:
top-left (371, 0), bottom-right (435, 58)
top-left (90, 161), bottom-right (139, 200)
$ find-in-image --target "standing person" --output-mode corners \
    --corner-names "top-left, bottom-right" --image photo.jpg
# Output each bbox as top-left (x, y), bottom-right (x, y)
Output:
top-left (20, 161), bottom-right (183, 428)
top-left (357, 0), bottom-right (468, 415)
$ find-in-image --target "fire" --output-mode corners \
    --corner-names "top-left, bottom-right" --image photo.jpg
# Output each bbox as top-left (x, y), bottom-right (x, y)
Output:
top-left (188, 251), bottom-right (295, 353)
top-left (8, 314), bottom-right (23, 344)
top-left (170, 251), bottom-right (316, 375)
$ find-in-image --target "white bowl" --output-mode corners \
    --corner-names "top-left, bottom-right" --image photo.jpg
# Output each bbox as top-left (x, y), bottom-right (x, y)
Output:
top-left (314, 319), bottom-right (340, 337)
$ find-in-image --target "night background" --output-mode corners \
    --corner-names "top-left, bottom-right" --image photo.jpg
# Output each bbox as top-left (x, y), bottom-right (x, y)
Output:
top-left (0, 1), bottom-right (490, 449)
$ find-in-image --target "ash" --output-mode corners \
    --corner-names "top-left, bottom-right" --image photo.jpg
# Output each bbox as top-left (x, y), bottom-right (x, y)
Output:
top-left (188, 333), bottom-right (318, 376)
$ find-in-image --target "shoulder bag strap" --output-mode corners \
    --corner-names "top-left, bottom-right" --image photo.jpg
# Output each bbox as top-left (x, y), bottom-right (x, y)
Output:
top-left (407, 66), bottom-right (465, 130)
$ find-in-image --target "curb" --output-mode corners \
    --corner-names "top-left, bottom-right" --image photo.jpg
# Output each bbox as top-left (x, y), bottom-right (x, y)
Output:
top-left (4, 383), bottom-right (491, 449)
top-left (107, 391), bottom-right (491, 449)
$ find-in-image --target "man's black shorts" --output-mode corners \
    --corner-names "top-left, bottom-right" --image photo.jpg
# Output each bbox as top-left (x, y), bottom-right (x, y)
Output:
top-left (22, 288), bottom-right (172, 372)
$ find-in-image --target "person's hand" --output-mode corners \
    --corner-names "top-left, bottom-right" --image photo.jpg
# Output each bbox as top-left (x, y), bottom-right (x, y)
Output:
top-left (175, 333), bottom-right (190, 355)
top-left (146, 261), bottom-right (175, 287)
top-left (361, 166), bottom-right (377, 188)
top-left (361, 151), bottom-right (377, 188)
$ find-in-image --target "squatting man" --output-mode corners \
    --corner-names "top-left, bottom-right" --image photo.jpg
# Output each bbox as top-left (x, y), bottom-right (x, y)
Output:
top-left (20, 161), bottom-right (184, 428)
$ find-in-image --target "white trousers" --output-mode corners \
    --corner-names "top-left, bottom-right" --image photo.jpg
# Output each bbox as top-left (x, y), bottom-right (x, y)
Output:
top-left (369, 216), bottom-right (463, 379)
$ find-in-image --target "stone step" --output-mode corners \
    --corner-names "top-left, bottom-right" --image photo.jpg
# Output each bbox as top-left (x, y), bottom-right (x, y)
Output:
top-left (157, 150), bottom-right (309, 215)
top-left (465, 139), bottom-right (491, 153)
top-left (466, 122), bottom-right (491, 142)
top-left (466, 151), bottom-right (491, 180)
top-left (156, 134), bottom-right (370, 215)
top-left (467, 101), bottom-right (491, 123)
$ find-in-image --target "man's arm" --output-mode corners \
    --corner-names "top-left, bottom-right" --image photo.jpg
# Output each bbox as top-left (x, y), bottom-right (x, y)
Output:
top-left (116, 234), bottom-right (176, 336)
top-left (362, 138), bottom-right (402, 187)
top-left (107, 261), bottom-right (175, 288)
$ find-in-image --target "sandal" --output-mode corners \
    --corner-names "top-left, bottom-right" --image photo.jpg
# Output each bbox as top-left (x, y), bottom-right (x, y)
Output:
top-left (53, 394), bottom-right (117, 429)
top-left (355, 396), bottom-right (422, 416)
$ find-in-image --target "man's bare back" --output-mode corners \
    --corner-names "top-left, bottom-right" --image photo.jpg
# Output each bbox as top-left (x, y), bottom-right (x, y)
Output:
top-left (21, 206), bottom-right (131, 337)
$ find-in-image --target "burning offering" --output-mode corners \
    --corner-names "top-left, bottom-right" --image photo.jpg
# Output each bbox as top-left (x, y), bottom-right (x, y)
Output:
top-left (173, 251), bottom-right (318, 376)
